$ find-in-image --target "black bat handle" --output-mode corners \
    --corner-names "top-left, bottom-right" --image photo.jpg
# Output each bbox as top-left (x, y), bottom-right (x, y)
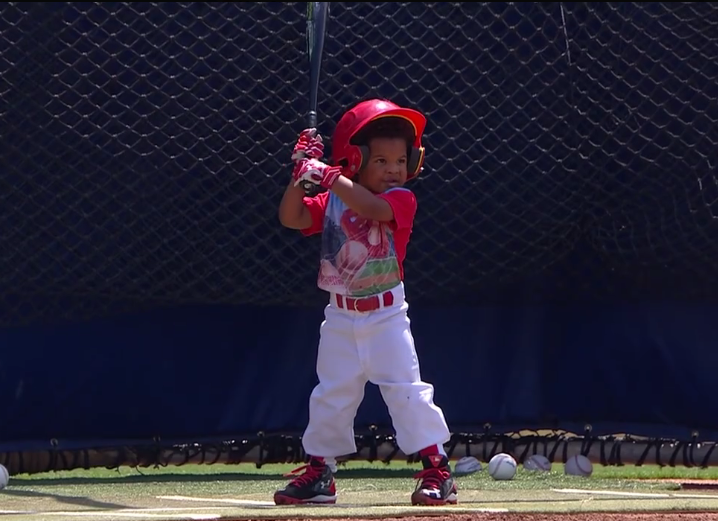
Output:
top-left (303, 100), bottom-right (319, 193)
top-left (302, 2), bottom-right (328, 194)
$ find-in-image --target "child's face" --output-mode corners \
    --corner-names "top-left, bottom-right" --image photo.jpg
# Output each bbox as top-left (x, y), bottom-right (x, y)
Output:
top-left (356, 137), bottom-right (409, 193)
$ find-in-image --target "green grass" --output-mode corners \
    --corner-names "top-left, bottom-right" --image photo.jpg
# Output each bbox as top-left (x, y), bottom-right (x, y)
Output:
top-left (3, 462), bottom-right (718, 520)
top-left (6, 460), bottom-right (717, 497)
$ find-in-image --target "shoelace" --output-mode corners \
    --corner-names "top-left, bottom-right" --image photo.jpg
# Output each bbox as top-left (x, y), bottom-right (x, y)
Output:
top-left (413, 466), bottom-right (449, 490)
top-left (284, 463), bottom-right (324, 487)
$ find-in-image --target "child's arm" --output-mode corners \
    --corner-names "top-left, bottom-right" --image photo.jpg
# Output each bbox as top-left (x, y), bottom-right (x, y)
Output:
top-left (278, 179), bottom-right (313, 229)
top-left (279, 129), bottom-right (326, 230)
top-left (330, 175), bottom-right (394, 222)
top-left (290, 158), bottom-right (409, 225)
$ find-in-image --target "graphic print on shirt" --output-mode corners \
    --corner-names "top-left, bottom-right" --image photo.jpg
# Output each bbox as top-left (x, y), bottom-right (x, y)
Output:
top-left (318, 194), bottom-right (401, 297)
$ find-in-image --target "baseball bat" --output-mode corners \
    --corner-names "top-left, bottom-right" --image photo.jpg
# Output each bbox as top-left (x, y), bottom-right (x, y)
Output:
top-left (301, 2), bottom-right (330, 193)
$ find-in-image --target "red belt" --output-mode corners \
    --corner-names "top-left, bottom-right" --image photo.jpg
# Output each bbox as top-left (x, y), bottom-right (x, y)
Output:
top-left (335, 291), bottom-right (394, 312)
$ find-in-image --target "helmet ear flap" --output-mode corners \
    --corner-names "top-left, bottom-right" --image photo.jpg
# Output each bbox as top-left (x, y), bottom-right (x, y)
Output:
top-left (343, 145), bottom-right (367, 177)
top-left (407, 146), bottom-right (425, 177)
top-left (358, 145), bottom-right (371, 172)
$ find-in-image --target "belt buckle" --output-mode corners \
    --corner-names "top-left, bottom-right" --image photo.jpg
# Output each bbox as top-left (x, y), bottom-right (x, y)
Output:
top-left (342, 295), bottom-right (373, 313)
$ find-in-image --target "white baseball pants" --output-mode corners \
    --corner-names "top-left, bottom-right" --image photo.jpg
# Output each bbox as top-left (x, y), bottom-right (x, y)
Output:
top-left (301, 283), bottom-right (451, 458)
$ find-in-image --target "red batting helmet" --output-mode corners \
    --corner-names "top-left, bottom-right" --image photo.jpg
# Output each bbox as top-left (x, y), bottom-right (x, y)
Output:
top-left (331, 99), bottom-right (426, 180)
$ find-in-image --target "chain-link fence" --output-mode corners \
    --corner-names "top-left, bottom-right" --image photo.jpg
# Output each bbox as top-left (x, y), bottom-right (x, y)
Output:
top-left (1, 2), bottom-right (717, 326)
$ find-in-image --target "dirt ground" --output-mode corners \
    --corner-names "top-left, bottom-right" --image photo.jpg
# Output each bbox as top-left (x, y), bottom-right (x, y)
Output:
top-left (256, 515), bottom-right (718, 521)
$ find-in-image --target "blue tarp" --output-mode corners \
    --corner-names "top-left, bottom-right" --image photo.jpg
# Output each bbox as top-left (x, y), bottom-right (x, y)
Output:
top-left (4, 295), bottom-right (718, 450)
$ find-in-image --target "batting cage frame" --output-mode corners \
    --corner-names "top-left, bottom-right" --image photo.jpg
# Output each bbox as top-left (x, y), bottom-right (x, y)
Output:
top-left (1, 2), bottom-right (718, 476)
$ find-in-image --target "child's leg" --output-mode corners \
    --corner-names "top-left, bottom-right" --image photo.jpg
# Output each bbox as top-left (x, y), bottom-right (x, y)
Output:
top-left (361, 312), bottom-right (450, 454)
top-left (360, 285), bottom-right (456, 505)
top-left (366, 316), bottom-right (451, 456)
top-left (274, 304), bottom-right (367, 505)
top-left (302, 304), bottom-right (368, 458)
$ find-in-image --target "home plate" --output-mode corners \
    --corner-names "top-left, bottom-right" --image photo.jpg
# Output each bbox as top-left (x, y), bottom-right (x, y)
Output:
top-left (157, 495), bottom-right (275, 506)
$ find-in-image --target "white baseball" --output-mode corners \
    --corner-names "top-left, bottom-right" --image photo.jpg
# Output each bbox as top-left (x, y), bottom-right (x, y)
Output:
top-left (488, 453), bottom-right (516, 480)
top-left (0, 464), bottom-right (9, 490)
top-left (564, 454), bottom-right (593, 477)
top-left (454, 456), bottom-right (482, 476)
top-left (524, 454), bottom-right (552, 472)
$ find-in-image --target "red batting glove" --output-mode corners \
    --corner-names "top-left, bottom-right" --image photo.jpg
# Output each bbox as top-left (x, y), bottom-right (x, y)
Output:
top-left (292, 158), bottom-right (341, 190)
top-left (291, 128), bottom-right (324, 163)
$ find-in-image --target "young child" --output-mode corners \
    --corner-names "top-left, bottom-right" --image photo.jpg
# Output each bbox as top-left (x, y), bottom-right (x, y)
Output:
top-left (275, 99), bottom-right (456, 507)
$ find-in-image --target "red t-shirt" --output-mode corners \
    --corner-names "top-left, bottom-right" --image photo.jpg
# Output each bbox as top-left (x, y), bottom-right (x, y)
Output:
top-left (300, 187), bottom-right (417, 297)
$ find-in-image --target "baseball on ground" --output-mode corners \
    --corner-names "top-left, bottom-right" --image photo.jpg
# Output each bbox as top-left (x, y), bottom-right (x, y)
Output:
top-left (454, 456), bottom-right (482, 476)
top-left (564, 454), bottom-right (593, 477)
top-left (523, 454), bottom-right (552, 472)
top-left (0, 464), bottom-right (8, 489)
top-left (488, 453), bottom-right (517, 480)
